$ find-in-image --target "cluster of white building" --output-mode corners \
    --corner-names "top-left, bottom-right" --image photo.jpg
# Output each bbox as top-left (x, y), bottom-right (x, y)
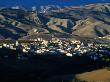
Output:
top-left (0, 38), bottom-right (92, 56)
top-left (0, 38), bottom-right (110, 60)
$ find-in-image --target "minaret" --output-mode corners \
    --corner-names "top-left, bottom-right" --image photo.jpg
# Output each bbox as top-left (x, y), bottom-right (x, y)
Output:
top-left (16, 41), bottom-right (23, 57)
top-left (16, 41), bottom-right (19, 47)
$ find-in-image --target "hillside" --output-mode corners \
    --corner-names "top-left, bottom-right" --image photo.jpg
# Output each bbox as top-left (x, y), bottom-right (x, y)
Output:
top-left (0, 3), bottom-right (110, 39)
top-left (76, 68), bottom-right (110, 82)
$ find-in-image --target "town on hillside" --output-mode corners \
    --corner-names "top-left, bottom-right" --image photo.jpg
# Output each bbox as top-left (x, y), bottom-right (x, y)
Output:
top-left (0, 37), bottom-right (110, 62)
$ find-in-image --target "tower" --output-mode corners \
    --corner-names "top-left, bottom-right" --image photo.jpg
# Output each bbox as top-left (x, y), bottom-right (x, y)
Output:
top-left (16, 41), bottom-right (19, 47)
top-left (16, 41), bottom-right (23, 57)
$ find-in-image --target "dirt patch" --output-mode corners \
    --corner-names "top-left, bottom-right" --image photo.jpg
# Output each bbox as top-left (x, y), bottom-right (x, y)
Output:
top-left (76, 68), bottom-right (110, 82)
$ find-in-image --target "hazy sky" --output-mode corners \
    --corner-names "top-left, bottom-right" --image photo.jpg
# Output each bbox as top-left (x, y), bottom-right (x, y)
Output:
top-left (0, 0), bottom-right (110, 8)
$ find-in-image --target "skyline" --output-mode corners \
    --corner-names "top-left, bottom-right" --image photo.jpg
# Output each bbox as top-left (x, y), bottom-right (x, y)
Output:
top-left (0, 0), bottom-right (110, 8)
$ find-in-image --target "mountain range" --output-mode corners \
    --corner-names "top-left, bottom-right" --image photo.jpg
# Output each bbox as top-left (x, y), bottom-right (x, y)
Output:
top-left (0, 3), bottom-right (110, 40)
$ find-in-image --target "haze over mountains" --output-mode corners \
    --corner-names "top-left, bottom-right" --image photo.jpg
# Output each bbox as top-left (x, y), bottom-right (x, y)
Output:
top-left (0, 0), bottom-right (110, 8)
top-left (0, 3), bottom-right (110, 40)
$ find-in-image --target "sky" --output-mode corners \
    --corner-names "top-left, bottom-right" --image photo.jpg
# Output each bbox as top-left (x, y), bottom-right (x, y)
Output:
top-left (0, 0), bottom-right (110, 8)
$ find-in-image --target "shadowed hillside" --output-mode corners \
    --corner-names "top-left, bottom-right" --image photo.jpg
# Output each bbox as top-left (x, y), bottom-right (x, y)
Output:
top-left (0, 3), bottom-right (110, 39)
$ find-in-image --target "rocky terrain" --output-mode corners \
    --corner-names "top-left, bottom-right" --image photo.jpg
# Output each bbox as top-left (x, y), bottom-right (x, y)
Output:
top-left (0, 3), bottom-right (110, 40)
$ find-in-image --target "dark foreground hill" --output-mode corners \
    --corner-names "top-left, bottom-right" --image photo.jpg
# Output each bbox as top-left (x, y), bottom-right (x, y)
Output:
top-left (0, 48), bottom-right (110, 82)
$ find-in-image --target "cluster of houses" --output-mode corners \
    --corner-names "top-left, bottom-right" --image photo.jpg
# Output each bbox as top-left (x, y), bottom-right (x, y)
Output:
top-left (0, 38), bottom-right (110, 60)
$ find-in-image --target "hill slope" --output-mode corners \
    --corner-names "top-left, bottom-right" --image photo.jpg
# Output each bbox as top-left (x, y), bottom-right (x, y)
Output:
top-left (0, 3), bottom-right (110, 39)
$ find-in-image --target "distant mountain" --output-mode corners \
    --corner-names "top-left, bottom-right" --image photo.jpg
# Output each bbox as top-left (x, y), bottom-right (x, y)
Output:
top-left (45, 3), bottom-right (110, 38)
top-left (0, 3), bottom-right (110, 40)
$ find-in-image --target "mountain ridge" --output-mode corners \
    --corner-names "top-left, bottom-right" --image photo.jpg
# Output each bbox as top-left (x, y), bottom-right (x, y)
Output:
top-left (0, 3), bottom-right (110, 40)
